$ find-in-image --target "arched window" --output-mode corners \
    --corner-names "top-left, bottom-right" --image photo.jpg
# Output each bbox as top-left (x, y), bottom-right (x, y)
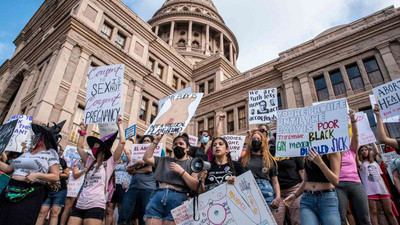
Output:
top-left (192, 41), bottom-right (200, 49)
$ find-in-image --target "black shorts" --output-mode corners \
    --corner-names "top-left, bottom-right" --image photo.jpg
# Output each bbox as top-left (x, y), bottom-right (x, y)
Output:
top-left (70, 207), bottom-right (105, 220)
top-left (111, 184), bottom-right (126, 203)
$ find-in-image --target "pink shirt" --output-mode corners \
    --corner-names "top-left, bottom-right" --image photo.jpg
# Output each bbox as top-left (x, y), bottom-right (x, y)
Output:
top-left (339, 146), bottom-right (361, 182)
top-left (76, 155), bottom-right (117, 210)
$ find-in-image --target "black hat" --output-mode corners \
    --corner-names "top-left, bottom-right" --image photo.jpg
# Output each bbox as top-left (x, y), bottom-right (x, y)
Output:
top-left (87, 132), bottom-right (118, 160)
top-left (31, 120), bottom-right (66, 151)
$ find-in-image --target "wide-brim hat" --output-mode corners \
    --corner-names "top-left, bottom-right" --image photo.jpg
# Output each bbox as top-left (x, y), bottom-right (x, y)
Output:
top-left (31, 120), bottom-right (66, 151)
top-left (87, 132), bottom-right (118, 160)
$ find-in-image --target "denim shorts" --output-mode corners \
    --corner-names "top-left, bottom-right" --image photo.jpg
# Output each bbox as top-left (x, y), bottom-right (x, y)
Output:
top-left (256, 179), bottom-right (277, 212)
top-left (144, 188), bottom-right (188, 221)
top-left (43, 189), bottom-right (67, 207)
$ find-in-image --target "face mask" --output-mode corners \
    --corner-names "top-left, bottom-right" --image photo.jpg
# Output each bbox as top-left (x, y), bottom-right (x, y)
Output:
top-left (91, 147), bottom-right (99, 156)
top-left (173, 146), bottom-right (186, 159)
top-left (251, 140), bottom-right (262, 152)
top-left (201, 136), bottom-right (209, 144)
top-left (121, 155), bottom-right (127, 162)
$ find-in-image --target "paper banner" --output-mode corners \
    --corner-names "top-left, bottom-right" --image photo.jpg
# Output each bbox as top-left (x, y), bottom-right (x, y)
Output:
top-left (131, 143), bottom-right (163, 164)
top-left (125, 124), bottom-right (136, 141)
top-left (372, 78), bottom-right (400, 120)
top-left (5, 115), bottom-right (33, 153)
top-left (369, 95), bottom-right (399, 123)
top-left (0, 120), bottom-right (19, 155)
top-left (248, 88), bottom-right (278, 124)
top-left (221, 135), bottom-right (246, 160)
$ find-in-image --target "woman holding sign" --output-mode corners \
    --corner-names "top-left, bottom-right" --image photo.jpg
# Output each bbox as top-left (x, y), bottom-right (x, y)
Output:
top-left (67, 116), bottom-right (125, 225)
top-left (143, 133), bottom-right (199, 225)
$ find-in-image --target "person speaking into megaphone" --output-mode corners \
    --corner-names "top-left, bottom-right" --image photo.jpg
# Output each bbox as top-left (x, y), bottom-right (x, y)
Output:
top-left (199, 137), bottom-right (245, 193)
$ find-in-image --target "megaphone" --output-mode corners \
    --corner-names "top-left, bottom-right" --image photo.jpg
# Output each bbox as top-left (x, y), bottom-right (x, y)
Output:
top-left (190, 157), bottom-right (211, 173)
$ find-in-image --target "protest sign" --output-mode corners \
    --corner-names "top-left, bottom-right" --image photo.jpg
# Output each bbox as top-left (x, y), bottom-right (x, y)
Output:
top-left (0, 120), bottom-right (19, 155)
top-left (248, 88), bottom-right (278, 124)
top-left (381, 152), bottom-right (399, 183)
top-left (62, 146), bottom-right (90, 168)
top-left (99, 122), bottom-right (119, 139)
top-left (188, 135), bottom-right (198, 147)
top-left (125, 124), bottom-right (136, 141)
top-left (131, 143), bottom-right (163, 163)
top-left (5, 115), bottom-right (33, 153)
top-left (221, 135), bottom-right (246, 160)
top-left (145, 93), bottom-right (203, 135)
top-left (276, 98), bottom-right (350, 157)
top-left (172, 171), bottom-right (277, 225)
top-left (158, 86), bottom-right (192, 109)
top-left (85, 64), bottom-right (124, 124)
top-left (352, 112), bottom-right (376, 146)
top-left (66, 171), bottom-right (85, 198)
top-left (369, 95), bottom-right (399, 123)
top-left (372, 78), bottom-right (400, 120)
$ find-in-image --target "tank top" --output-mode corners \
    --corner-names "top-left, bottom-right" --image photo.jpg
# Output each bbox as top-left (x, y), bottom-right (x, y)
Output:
top-left (305, 155), bottom-right (331, 183)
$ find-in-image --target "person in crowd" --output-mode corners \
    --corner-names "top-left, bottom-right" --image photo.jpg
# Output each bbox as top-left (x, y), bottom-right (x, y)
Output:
top-left (60, 160), bottom-right (87, 225)
top-left (240, 131), bottom-right (280, 214)
top-left (36, 145), bottom-right (70, 225)
top-left (284, 147), bottom-right (342, 225)
top-left (105, 149), bottom-right (131, 225)
top-left (357, 144), bottom-right (399, 225)
top-left (0, 121), bottom-right (63, 225)
top-left (374, 104), bottom-right (400, 153)
top-left (257, 124), bottom-right (276, 156)
top-left (390, 154), bottom-right (400, 194)
top-left (118, 135), bottom-right (156, 225)
top-left (194, 114), bottom-right (224, 162)
top-left (200, 137), bottom-right (245, 192)
top-left (143, 133), bottom-right (199, 225)
top-left (67, 116), bottom-right (125, 225)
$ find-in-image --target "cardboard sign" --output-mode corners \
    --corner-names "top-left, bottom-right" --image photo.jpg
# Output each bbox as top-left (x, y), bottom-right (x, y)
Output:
top-left (369, 95), bottom-right (399, 123)
top-left (221, 135), bottom-right (246, 160)
top-left (381, 152), bottom-right (400, 184)
top-left (0, 120), bottom-right (19, 155)
top-left (188, 135), bottom-right (198, 147)
top-left (276, 98), bottom-right (350, 157)
top-left (248, 88), bottom-right (278, 124)
top-left (145, 93), bottom-right (203, 135)
top-left (99, 122), bottom-right (119, 139)
top-left (172, 171), bottom-right (277, 225)
top-left (66, 171), bottom-right (85, 198)
top-left (125, 125), bottom-right (136, 141)
top-left (372, 78), bottom-right (400, 120)
top-left (131, 143), bottom-right (163, 163)
top-left (85, 64), bottom-right (124, 124)
top-left (353, 112), bottom-right (376, 146)
top-left (5, 115), bottom-right (33, 153)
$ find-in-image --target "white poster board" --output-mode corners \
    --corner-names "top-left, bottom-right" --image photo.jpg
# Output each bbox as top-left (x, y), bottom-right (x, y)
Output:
top-left (276, 98), bottom-right (350, 157)
top-left (131, 143), bottom-right (163, 164)
top-left (372, 78), bottom-right (400, 120)
top-left (99, 122), bottom-right (119, 139)
top-left (353, 112), bottom-right (376, 146)
top-left (221, 135), bottom-right (246, 161)
top-left (5, 115), bottom-right (33, 153)
top-left (248, 88), bottom-right (278, 124)
top-left (369, 95), bottom-right (399, 123)
top-left (145, 93), bottom-right (203, 135)
top-left (85, 64), bottom-right (124, 124)
top-left (188, 135), bottom-right (198, 147)
top-left (159, 86), bottom-right (192, 110)
top-left (172, 171), bottom-right (277, 225)
top-left (66, 171), bottom-right (85, 198)
top-left (381, 152), bottom-right (400, 183)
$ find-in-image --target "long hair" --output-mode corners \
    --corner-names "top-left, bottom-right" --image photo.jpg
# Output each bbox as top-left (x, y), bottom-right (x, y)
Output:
top-left (357, 145), bottom-right (374, 163)
top-left (241, 131), bottom-right (276, 170)
top-left (211, 137), bottom-right (236, 176)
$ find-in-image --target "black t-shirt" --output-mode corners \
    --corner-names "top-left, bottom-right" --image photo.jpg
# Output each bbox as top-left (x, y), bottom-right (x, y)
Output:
top-left (275, 157), bottom-right (304, 190)
top-left (59, 158), bottom-right (68, 190)
top-left (269, 140), bottom-right (276, 157)
top-left (241, 154), bottom-right (278, 181)
top-left (188, 146), bottom-right (207, 162)
top-left (205, 160), bottom-right (245, 190)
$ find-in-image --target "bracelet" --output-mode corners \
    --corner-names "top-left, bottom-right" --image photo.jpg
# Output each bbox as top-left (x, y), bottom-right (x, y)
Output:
top-left (351, 120), bottom-right (357, 123)
top-left (180, 170), bottom-right (186, 177)
top-left (78, 129), bottom-right (87, 136)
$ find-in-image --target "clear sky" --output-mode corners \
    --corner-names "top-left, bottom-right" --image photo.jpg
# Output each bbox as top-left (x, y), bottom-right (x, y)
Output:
top-left (0, 0), bottom-right (398, 72)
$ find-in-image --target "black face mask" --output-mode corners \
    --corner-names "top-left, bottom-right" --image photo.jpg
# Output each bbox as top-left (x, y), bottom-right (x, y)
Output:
top-left (251, 140), bottom-right (262, 152)
top-left (173, 146), bottom-right (186, 159)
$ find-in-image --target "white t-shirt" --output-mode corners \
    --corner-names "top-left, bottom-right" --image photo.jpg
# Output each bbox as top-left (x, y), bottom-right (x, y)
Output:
top-left (359, 161), bottom-right (389, 196)
top-left (13, 149), bottom-right (59, 182)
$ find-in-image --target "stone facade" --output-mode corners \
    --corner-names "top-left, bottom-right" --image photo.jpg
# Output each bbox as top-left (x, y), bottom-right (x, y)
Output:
top-left (0, 0), bottom-right (399, 152)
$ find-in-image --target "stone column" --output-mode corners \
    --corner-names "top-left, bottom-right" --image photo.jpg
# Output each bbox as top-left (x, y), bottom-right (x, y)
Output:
top-left (111, 27), bottom-right (118, 41)
top-left (219, 33), bottom-right (224, 54)
top-left (377, 43), bottom-right (400, 80)
top-left (233, 52), bottom-right (237, 67)
top-left (284, 79), bottom-right (296, 109)
top-left (205, 24), bottom-right (210, 55)
top-left (187, 20), bottom-right (192, 50)
top-left (169, 21), bottom-right (175, 46)
top-left (204, 80), bottom-right (209, 95)
top-left (233, 107), bottom-right (239, 132)
top-left (166, 65), bottom-right (174, 86)
top-left (215, 70), bottom-right (222, 92)
top-left (128, 81), bottom-right (143, 126)
top-left (323, 71), bottom-right (335, 99)
top-left (299, 75), bottom-right (313, 106)
top-left (146, 99), bottom-right (153, 125)
top-left (155, 25), bottom-right (159, 36)
top-left (357, 59), bottom-right (372, 90)
top-left (153, 61), bottom-right (159, 76)
top-left (339, 66), bottom-right (354, 96)
top-left (229, 43), bottom-right (233, 63)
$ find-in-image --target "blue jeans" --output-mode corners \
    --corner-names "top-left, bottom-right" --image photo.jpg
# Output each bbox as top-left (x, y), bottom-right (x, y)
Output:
top-left (118, 188), bottom-right (153, 225)
top-left (256, 179), bottom-right (277, 211)
top-left (144, 188), bottom-right (188, 221)
top-left (300, 191), bottom-right (340, 225)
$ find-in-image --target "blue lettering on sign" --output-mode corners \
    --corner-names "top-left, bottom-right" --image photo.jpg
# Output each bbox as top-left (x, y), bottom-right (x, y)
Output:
top-left (300, 145), bottom-right (329, 156)
top-left (331, 137), bottom-right (348, 152)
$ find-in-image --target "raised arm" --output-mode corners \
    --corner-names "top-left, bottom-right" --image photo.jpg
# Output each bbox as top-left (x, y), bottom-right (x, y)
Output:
top-left (143, 132), bottom-right (163, 167)
top-left (72, 165), bottom-right (87, 179)
top-left (124, 148), bottom-right (131, 163)
top-left (374, 104), bottom-right (399, 149)
top-left (308, 149), bottom-right (341, 186)
top-left (113, 115), bottom-right (126, 162)
top-left (214, 113), bottom-right (225, 138)
top-left (349, 110), bottom-right (359, 152)
top-left (77, 120), bottom-right (89, 163)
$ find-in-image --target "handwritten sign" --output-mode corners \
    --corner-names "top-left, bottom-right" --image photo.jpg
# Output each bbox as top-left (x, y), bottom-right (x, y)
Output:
top-left (172, 171), bottom-right (277, 225)
top-left (131, 143), bottom-right (163, 163)
top-left (352, 112), bottom-right (376, 146)
top-left (369, 95), bottom-right (399, 123)
top-left (188, 135), bottom-right (198, 147)
top-left (66, 171), bottom-right (85, 198)
top-left (276, 98), bottom-right (350, 157)
top-left (221, 135), bottom-right (246, 160)
top-left (381, 152), bottom-right (400, 183)
top-left (248, 88), bottom-right (278, 124)
top-left (125, 124), bottom-right (136, 141)
top-left (145, 93), bottom-right (203, 135)
top-left (372, 78), bottom-right (400, 120)
top-left (0, 120), bottom-right (19, 155)
top-left (5, 115), bottom-right (33, 153)
top-left (62, 146), bottom-right (90, 168)
top-left (85, 64), bottom-right (124, 124)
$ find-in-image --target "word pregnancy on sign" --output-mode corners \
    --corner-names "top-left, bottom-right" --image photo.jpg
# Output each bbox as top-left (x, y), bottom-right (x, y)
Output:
top-left (352, 112), bottom-right (376, 146)
top-left (188, 135), bottom-right (198, 147)
top-left (172, 171), bottom-right (277, 225)
top-left (131, 143), bottom-right (163, 163)
top-left (145, 93), bottom-right (203, 135)
top-left (85, 64), bottom-right (124, 124)
top-left (125, 124), bottom-right (136, 141)
top-left (0, 120), bottom-right (19, 155)
top-left (276, 98), bottom-right (350, 157)
top-left (248, 88), bottom-right (278, 124)
top-left (6, 115), bottom-right (33, 153)
top-left (221, 135), bottom-right (246, 160)
top-left (369, 95), bottom-right (399, 123)
top-left (372, 78), bottom-right (400, 120)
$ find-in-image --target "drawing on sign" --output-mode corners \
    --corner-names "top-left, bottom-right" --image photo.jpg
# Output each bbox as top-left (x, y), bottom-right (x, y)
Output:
top-left (0, 120), bottom-right (19, 154)
top-left (372, 78), bottom-right (400, 120)
top-left (249, 88), bottom-right (278, 124)
top-left (6, 115), bottom-right (33, 153)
